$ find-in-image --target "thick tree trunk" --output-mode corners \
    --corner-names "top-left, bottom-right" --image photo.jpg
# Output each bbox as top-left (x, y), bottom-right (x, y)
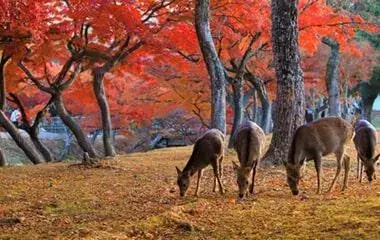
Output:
top-left (228, 81), bottom-right (244, 148)
top-left (0, 111), bottom-right (44, 164)
top-left (264, 0), bottom-right (305, 165)
top-left (54, 96), bottom-right (97, 158)
top-left (322, 38), bottom-right (340, 117)
top-left (0, 148), bottom-right (6, 166)
top-left (92, 69), bottom-right (116, 157)
top-left (195, 0), bottom-right (226, 133)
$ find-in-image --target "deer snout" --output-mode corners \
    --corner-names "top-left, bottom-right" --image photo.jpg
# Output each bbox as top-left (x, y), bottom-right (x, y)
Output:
top-left (238, 193), bottom-right (244, 199)
top-left (291, 189), bottom-right (299, 196)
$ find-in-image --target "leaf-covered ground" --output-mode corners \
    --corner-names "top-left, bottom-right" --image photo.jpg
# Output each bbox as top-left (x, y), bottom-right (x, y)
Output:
top-left (0, 142), bottom-right (379, 240)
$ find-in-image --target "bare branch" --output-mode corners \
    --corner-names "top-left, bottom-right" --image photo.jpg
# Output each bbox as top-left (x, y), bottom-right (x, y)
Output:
top-left (60, 63), bottom-right (83, 90)
top-left (176, 50), bottom-right (200, 63)
top-left (18, 61), bottom-right (54, 93)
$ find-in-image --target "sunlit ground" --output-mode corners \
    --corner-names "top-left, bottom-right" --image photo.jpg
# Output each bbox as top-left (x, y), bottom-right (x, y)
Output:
top-left (0, 141), bottom-right (379, 239)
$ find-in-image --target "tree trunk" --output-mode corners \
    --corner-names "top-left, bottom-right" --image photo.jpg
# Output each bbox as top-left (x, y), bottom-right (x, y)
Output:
top-left (93, 69), bottom-right (116, 157)
top-left (29, 128), bottom-right (54, 162)
top-left (322, 37), bottom-right (340, 117)
top-left (263, 0), bottom-right (305, 165)
top-left (251, 89), bottom-right (257, 122)
top-left (261, 101), bottom-right (271, 133)
top-left (0, 55), bottom-right (10, 166)
top-left (0, 148), bottom-right (6, 166)
top-left (0, 111), bottom-right (44, 164)
top-left (361, 97), bottom-right (376, 122)
top-left (245, 73), bottom-right (272, 133)
top-left (195, 0), bottom-right (226, 133)
top-left (228, 81), bottom-right (244, 148)
top-left (54, 96), bottom-right (97, 158)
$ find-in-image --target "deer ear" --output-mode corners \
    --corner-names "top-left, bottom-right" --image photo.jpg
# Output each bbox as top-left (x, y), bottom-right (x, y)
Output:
top-left (374, 153), bottom-right (380, 162)
top-left (232, 161), bottom-right (240, 171)
top-left (175, 166), bottom-right (182, 175)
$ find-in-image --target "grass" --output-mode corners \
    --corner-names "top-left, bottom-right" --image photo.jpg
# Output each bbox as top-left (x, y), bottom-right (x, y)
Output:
top-left (0, 142), bottom-right (379, 239)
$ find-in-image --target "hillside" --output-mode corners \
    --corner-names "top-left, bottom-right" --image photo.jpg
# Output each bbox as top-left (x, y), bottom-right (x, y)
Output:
top-left (0, 143), bottom-right (379, 239)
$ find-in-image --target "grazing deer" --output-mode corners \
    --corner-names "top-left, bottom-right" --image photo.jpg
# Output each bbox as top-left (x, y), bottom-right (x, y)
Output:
top-left (353, 119), bottom-right (379, 182)
top-left (232, 121), bottom-right (265, 199)
top-left (285, 117), bottom-right (353, 195)
top-left (176, 129), bottom-right (225, 197)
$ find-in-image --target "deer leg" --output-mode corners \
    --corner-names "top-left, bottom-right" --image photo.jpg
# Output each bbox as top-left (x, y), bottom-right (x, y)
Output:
top-left (211, 157), bottom-right (224, 195)
top-left (314, 154), bottom-right (322, 194)
top-left (328, 151), bottom-right (343, 192)
top-left (219, 155), bottom-right (224, 186)
top-left (342, 155), bottom-right (350, 191)
top-left (359, 160), bottom-right (363, 183)
top-left (212, 177), bottom-right (217, 192)
top-left (194, 169), bottom-right (203, 197)
top-left (356, 154), bottom-right (360, 179)
top-left (250, 161), bottom-right (258, 194)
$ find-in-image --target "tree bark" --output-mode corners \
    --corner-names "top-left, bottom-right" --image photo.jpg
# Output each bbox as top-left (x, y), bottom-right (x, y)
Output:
top-left (54, 95), bottom-right (97, 158)
top-left (322, 37), bottom-right (340, 116)
top-left (264, 0), bottom-right (305, 165)
top-left (0, 55), bottom-right (10, 109)
top-left (195, 0), bottom-right (226, 133)
top-left (0, 111), bottom-right (44, 164)
top-left (228, 80), bottom-right (244, 148)
top-left (92, 69), bottom-right (116, 157)
top-left (0, 148), bottom-right (6, 167)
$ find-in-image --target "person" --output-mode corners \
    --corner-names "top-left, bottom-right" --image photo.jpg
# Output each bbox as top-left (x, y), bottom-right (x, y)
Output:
top-left (10, 108), bottom-right (21, 127)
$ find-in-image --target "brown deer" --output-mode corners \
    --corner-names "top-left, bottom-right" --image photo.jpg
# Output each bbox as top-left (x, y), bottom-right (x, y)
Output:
top-left (232, 121), bottom-right (265, 199)
top-left (176, 129), bottom-right (225, 197)
top-left (353, 119), bottom-right (379, 182)
top-left (285, 117), bottom-right (353, 195)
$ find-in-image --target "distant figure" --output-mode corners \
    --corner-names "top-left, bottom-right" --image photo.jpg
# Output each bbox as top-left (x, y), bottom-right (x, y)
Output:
top-left (10, 109), bottom-right (21, 127)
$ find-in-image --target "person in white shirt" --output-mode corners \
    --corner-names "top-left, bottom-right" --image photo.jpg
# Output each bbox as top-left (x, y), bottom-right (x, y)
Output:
top-left (10, 109), bottom-right (21, 126)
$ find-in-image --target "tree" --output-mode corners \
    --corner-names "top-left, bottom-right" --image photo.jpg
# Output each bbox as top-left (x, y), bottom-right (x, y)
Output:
top-left (264, 0), bottom-right (305, 165)
top-left (0, 53), bottom-right (45, 164)
top-left (194, 0), bottom-right (226, 133)
top-left (18, 46), bottom-right (98, 159)
top-left (322, 37), bottom-right (341, 116)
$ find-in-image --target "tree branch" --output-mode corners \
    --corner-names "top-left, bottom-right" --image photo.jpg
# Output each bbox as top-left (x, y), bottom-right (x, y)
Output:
top-left (60, 63), bottom-right (83, 90)
top-left (18, 61), bottom-right (54, 94)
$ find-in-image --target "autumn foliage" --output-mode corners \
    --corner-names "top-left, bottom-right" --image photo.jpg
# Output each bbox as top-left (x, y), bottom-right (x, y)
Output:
top-left (0, 0), bottom-right (378, 161)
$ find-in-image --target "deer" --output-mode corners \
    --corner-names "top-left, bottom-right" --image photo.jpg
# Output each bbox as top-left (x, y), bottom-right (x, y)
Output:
top-left (176, 129), bottom-right (225, 197)
top-left (232, 121), bottom-right (265, 199)
top-left (285, 117), bottom-right (353, 195)
top-left (353, 119), bottom-right (379, 182)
